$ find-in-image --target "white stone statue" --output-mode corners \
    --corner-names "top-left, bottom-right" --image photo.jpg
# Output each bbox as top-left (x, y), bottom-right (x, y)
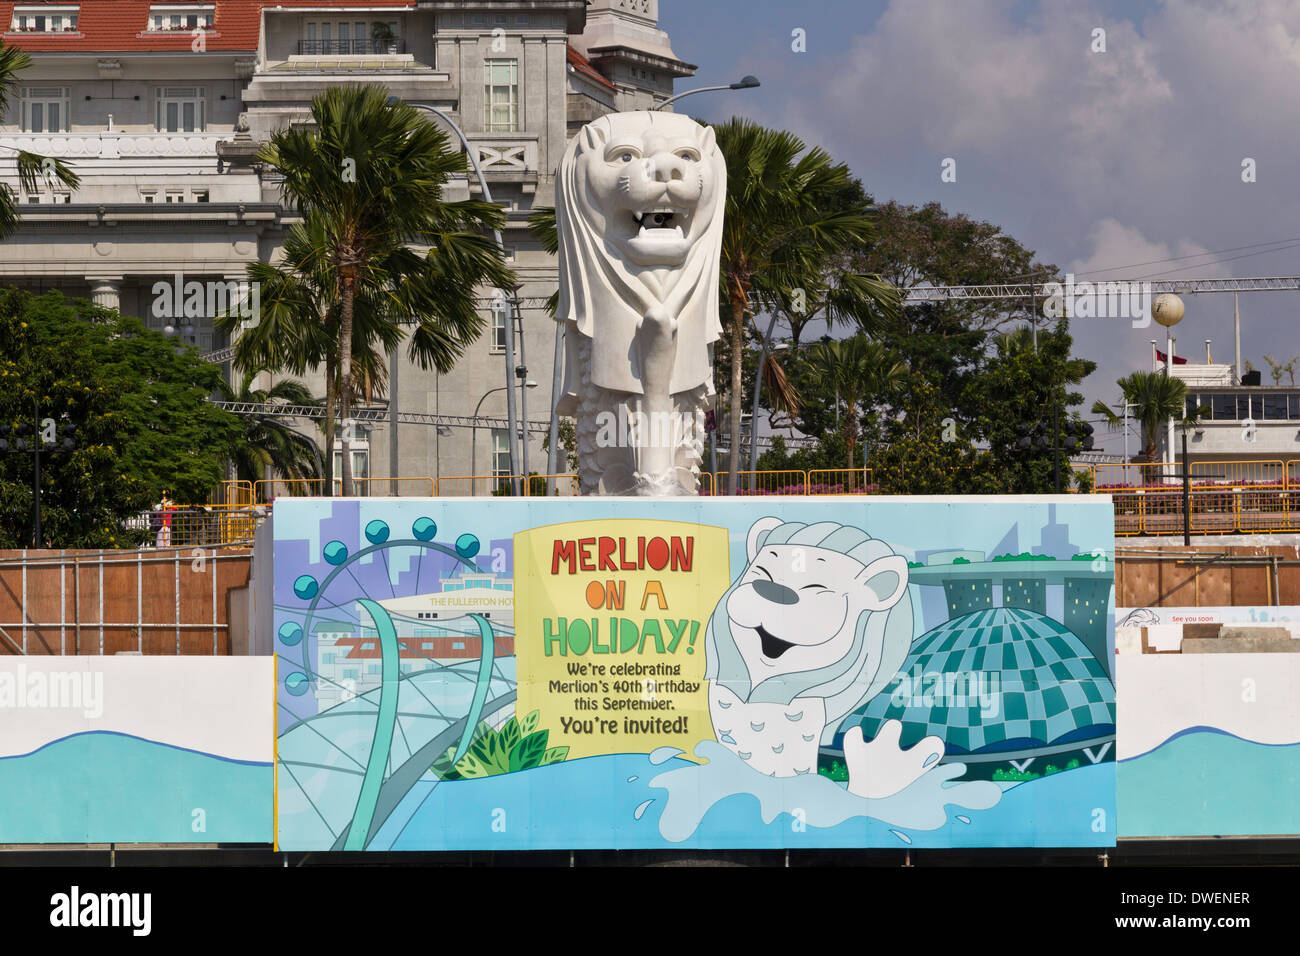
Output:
top-left (554, 111), bottom-right (726, 496)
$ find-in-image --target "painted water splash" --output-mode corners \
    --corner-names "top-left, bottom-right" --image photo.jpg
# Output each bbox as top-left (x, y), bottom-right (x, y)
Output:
top-left (648, 740), bottom-right (1001, 843)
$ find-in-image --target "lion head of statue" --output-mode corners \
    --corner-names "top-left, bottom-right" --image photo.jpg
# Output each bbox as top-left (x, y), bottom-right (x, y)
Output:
top-left (555, 111), bottom-right (727, 398)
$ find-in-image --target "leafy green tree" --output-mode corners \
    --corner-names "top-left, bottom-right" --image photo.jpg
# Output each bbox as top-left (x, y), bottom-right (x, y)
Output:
top-left (0, 43), bottom-right (80, 237)
top-left (808, 335), bottom-right (905, 468)
top-left (714, 118), bottom-right (898, 494)
top-left (968, 323), bottom-right (1095, 492)
top-left (218, 370), bottom-right (323, 494)
top-left (255, 84), bottom-right (514, 494)
top-left (848, 200), bottom-right (1054, 333)
top-left (872, 381), bottom-right (988, 493)
top-left (0, 289), bottom-right (241, 548)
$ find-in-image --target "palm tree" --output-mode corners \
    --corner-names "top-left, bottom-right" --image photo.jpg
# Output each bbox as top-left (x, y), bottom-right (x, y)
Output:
top-left (255, 84), bottom-right (514, 494)
top-left (0, 43), bottom-right (80, 236)
top-left (810, 335), bottom-right (906, 468)
top-left (218, 370), bottom-right (324, 496)
top-left (1091, 370), bottom-right (1204, 475)
top-left (714, 118), bottom-right (899, 494)
top-left (216, 218), bottom-right (400, 491)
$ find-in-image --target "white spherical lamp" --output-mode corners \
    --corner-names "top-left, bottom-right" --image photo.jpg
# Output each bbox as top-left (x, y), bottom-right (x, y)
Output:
top-left (1151, 293), bottom-right (1185, 328)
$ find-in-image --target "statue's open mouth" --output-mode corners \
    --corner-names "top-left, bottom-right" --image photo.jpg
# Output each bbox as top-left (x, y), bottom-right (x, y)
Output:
top-left (756, 624), bottom-right (795, 660)
top-left (631, 207), bottom-right (687, 240)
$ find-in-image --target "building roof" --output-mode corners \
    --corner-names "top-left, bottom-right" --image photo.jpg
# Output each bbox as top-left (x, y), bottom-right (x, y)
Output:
top-left (566, 44), bottom-right (615, 92)
top-left (0, 0), bottom-right (416, 53)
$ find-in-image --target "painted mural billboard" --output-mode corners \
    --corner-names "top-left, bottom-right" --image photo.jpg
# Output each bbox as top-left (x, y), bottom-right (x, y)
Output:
top-left (0, 657), bottom-right (273, 843)
top-left (272, 496), bottom-right (1116, 850)
top-left (1117, 653), bottom-right (1300, 837)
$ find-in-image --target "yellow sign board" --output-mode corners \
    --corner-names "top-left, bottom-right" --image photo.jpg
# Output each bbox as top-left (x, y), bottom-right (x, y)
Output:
top-left (514, 519), bottom-right (730, 760)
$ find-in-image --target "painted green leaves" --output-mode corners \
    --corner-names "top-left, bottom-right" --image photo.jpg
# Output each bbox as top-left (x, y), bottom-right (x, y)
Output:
top-left (431, 710), bottom-right (569, 781)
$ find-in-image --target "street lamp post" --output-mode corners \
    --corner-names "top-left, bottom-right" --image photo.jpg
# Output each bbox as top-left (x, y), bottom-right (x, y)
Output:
top-left (656, 76), bottom-right (760, 110)
top-left (471, 381), bottom-right (537, 492)
top-left (399, 98), bottom-right (525, 495)
top-left (0, 401), bottom-right (78, 548)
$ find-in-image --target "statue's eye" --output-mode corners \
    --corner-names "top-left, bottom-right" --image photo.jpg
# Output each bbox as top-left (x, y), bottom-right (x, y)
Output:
top-left (677, 150), bottom-right (700, 162)
top-left (620, 152), bottom-right (635, 163)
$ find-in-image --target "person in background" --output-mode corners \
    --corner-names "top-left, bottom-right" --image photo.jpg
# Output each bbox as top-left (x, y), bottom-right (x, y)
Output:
top-left (156, 491), bottom-right (173, 548)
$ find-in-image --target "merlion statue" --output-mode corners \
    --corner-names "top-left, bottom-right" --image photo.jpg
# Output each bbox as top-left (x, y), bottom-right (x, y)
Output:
top-left (554, 111), bottom-right (726, 496)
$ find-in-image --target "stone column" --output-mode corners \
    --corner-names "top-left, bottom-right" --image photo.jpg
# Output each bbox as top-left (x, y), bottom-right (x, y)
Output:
top-left (87, 277), bottom-right (122, 312)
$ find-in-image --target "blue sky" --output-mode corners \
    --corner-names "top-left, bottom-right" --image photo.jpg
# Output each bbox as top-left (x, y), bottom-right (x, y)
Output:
top-left (658, 0), bottom-right (1300, 454)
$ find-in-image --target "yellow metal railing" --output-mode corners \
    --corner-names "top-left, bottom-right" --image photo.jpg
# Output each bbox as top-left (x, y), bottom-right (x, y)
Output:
top-left (527, 474), bottom-right (582, 496)
top-left (173, 459), bottom-right (1300, 538)
top-left (436, 474), bottom-right (526, 496)
top-left (253, 478), bottom-right (340, 502)
top-left (145, 503), bottom-right (266, 547)
top-left (808, 468), bottom-right (875, 494)
top-left (346, 477), bottom-right (436, 497)
top-left (716, 470), bottom-right (809, 495)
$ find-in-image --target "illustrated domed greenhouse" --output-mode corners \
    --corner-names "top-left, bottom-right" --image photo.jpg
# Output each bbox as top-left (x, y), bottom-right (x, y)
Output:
top-left (845, 607), bottom-right (1116, 782)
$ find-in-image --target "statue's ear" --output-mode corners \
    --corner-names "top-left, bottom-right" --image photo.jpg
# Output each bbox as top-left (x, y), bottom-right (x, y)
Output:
top-left (746, 516), bottom-right (783, 562)
top-left (698, 123), bottom-right (716, 155)
top-left (858, 556), bottom-right (909, 611)
top-left (582, 121), bottom-right (608, 153)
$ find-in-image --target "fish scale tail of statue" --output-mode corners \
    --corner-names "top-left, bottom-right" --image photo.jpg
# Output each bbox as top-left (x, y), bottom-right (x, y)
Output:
top-left (554, 111), bottom-right (727, 497)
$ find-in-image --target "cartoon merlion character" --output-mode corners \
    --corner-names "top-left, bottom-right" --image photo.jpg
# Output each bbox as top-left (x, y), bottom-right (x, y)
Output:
top-left (553, 111), bottom-right (727, 496)
top-left (704, 518), bottom-right (945, 800)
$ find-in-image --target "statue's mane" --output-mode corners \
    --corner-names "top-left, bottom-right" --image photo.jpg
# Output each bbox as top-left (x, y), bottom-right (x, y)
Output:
top-left (554, 112), bottom-right (726, 397)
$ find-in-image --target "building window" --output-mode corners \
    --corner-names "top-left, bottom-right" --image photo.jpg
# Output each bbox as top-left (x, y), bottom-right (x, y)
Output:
top-left (491, 428), bottom-right (512, 478)
top-left (333, 424), bottom-right (370, 493)
top-left (1263, 394), bottom-right (1290, 420)
top-left (155, 86), bottom-right (205, 132)
top-left (20, 87), bottom-right (70, 133)
top-left (484, 59), bottom-right (518, 132)
top-left (10, 7), bottom-right (78, 33)
top-left (490, 305), bottom-right (507, 353)
top-left (303, 20), bottom-right (393, 55)
top-left (147, 6), bottom-right (214, 31)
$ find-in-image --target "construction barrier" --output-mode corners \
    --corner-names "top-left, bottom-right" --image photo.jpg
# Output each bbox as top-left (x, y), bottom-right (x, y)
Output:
top-left (436, 474), bottom-right (526, 496)
top-left (176, 457), bottom-right (1300, 538)
top-left (808, 468), bottom-right (875, 495)
top-left (715, 470), bottom-right (809, 496)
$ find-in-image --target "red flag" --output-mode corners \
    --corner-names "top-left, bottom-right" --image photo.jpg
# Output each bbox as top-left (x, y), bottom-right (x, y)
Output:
top-left (1154, 348), bottom-right (1187, 365)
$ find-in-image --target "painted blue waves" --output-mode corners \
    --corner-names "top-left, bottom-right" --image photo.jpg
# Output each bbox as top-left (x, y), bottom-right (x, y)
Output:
top-left (1119, 728), bottom-right (1300, 837)
top-left (0, 731), bottom-right (272, 844)
top-left (291, 754), bottom-right (1115, 851)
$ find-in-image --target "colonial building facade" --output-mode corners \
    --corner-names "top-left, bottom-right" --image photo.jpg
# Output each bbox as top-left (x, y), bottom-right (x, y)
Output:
top-left (0, 0), bottom-right (694, 491)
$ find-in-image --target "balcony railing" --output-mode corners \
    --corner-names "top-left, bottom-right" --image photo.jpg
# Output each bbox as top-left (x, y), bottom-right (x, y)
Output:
top-left (297, 38), bottom-right (405, 55)
top-left (0, 131), bottom-right (228, 159)
top-left (467, 135), bottom-right (539, 174)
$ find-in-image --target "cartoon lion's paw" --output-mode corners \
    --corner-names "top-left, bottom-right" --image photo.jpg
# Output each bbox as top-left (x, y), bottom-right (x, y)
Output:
top-left (843, 720), bottom-right (945, 801)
